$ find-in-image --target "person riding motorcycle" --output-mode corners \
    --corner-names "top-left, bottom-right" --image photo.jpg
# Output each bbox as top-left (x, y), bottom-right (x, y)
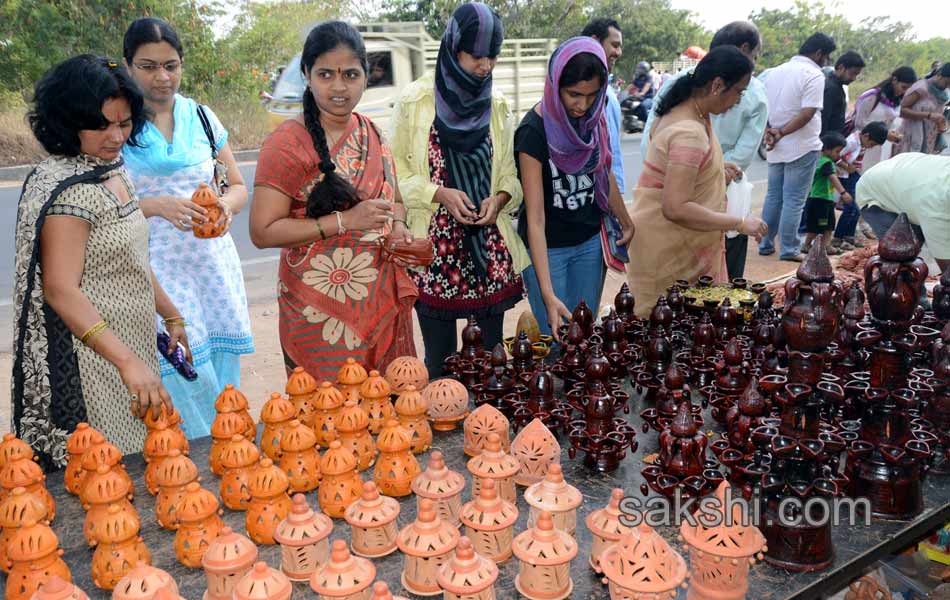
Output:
top-left (624, 61), bottom-right (655, 123)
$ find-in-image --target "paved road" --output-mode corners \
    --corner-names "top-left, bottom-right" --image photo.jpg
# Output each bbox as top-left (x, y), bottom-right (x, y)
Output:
top-left (0, 134), bottom-right (768, 305)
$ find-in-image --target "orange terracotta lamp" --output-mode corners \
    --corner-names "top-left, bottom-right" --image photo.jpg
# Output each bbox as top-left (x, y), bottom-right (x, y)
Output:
top-left (64, 424), bottom-right (101, 496)
top-left (385, 356), bottom-right (429, 395)
top-left (459, 478), bottom-right (519, 563)
top-left (78, 434), bottom-right (132, 504)
top-left (360, 370), bottom-right (395, 435)
top-left (219, 434), bottom-right (261, 511)
top-left (201, 526), bottom-right (259, 600)
top-left (27, 575), bottom-right (89, 600)
top-left (245, 458), bottom-right (293, 545)
top-left (153, 449), bottom-right (199, 531)
top-left (411, 450), bottom-right (465, 528)
top-left (436, 536), bottom-right (499, 600)
top-left (337, 358), bottom-right (369, 406)
top-left (209, 411), bottom-right (250, 476)
top-left (512, 511), bottom-right (578, 600)
top-left (524, 464), bottom-right (583, 536)
top-left (142, 421), bottom-right (188, 495)
top-left (286, 367), bottom-right (319, 430)
top-left (215, 384), bottom-right (257, 440)
top-left (510, 418), bottom-right (560, 487)
top-left (344, 481), bottom-right (401, 559)
top-left (5, 519), bottom-right (71, 600)
top-left (312, 382), bottom-right (346, 448)
top-left (336, 400), bottom-right (378, 472)
top-left (273, 494), bottom-right (334, 582)
top-left (0, 486), bottom-right (49, 575)
top-left (112, 562), bottom-right (181, 600)
top-left (586, 488), bottom-right (638, 573)
top-left (90, 504), bottom-right (150, 591)
top-left (232, 562), bottom-right (293, 600)
top-left (601, 521), bottom-right (688, 600)
top-left (259, 392), bottom-right (297, 461)
top-left (463, 404), bottom-right (511, 456)
top-left (81, 465), bottom-right (136, 548)
top-left (1, 452), bottom-right (56, 521)
top-left (310, 539), bottom-right (376, 600)
top-left (319, 440), bottom-right (365, 518)
top-left (424, 379), bottom-right (470, 431)
top-left (394, 385), bottom-right (432, 454)
top-left (0, 433), bottom-right (34, 466)
top-left (466, 432), bottom-right (521, 504)
top-left (174, 482), bottom-right (225, 568)
top-left (278, 419), bottom-right (323, 493)
top-left (396, 498), bottom-right (460, 596)
top-left (373, 419), bottom-right (421, 497)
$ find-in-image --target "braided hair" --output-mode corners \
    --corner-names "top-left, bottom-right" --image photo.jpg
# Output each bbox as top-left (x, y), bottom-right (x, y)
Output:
top-left (300, 21), bottom-right (368, 219)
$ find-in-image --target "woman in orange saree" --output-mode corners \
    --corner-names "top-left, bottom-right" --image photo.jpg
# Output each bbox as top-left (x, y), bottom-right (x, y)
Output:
top-left (251, 21), bottom-right (417, 380)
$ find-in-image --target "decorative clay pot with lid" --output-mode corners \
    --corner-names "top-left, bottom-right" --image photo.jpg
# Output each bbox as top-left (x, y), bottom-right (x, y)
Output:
top-left (0, 433), bottom-right (33, 466)
top-left (286, 367), bottom-right (319, 429)
top-left (82, 465), bottom-right (136, 547)
top-left (201, 526), bottom-right (258, 600)
top-left (143, 422), bottom-right (188, 496)
top-left (524, 464), bottom-right (583, 536)
top-left (215, 384), bottom-right (257, 440)
top-left (28, 575), bottom-right (88, 600)
top-left (437, 536), bottom-right (499, 600)
top-left (191, 183), bottom-right (225, 238)
top-left (510, 418), bottom-right (560, 487)
top-left (142, 404), bottom-right (189, 453)
top-left (467, 432), bottom-right (520, 504)
top-left (0, 487), bottom-right (48, 574)
top-left (259, 392), bottom-right (297, 461)
top-left (273, 494), bottom-right (333, 581)
top-left (174, 482), bottom-right (225, 568)
top-left (312, 382), bottom-right (346, 448)
top-left (246, 458), bottom-right (293, 545)
top-left (64, 424), bottom-right (100, 496)
top-left (344, 481), bottom-right (401, 558)
top-left (601, 521), bottom-right (688, 600)
top-left (511, 511), bottom-right (577, 600)
top-left (373, 419), bottom-right (420, 497)
top-left (458, 478), bottom-right (518, 562)
top-left (154, 449), bottom-right (199, 530)
top-left (385, 356), bottom-right (429, 395)
top-left (425, 379), bottom-right (470, 431)
top-left (394, 385), bottom-right (432, 454)
top-left (278, 419), bottom-right (323, 493)
top-left (111, 563), bottom-right (181, 600)
top-left (338, 358), bottom-right (369, 405)
top-left (411, 451), bottom-right (465, 527)
top-left (319, 440), bottom-right (365, 518)
top-left (586, 488), bottom-right (637, 573)
top-left (1, 453), bottom-right (55, 520)
top-left (310, 540), bottom-right (376, 600)
top-left (396, 498), bottom-right (461, 596)
top-left (336, 400), bottom-right (377, 472)
top-left (90, 504), bottom-right (150, 590)
top-left (360, 370), bottom-right (395, 435)
top-left (210, 411), bottom-right (249, 476)
top-left (232, 562), bottom-right (292, 600)
top-left (368, 581), bottom-right (409, 600)
top-left (5, 519), bottom-right (71, 600)
top-left (78, 435), bottom-right (133, 506)
top-left (463, 404), bottom-right (510, 456)
top-left (219, 434), bottom-right (261, 510)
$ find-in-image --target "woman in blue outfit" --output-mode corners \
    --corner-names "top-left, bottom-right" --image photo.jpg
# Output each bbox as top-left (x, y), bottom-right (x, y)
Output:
top-left (122, 18), bottom-right (254, 438)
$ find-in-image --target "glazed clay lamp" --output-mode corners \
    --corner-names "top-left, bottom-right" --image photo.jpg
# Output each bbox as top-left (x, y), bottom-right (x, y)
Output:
top-left (680, 482), bottom-right (767, 600)
top-left (586, 488), bottom-right (637, 573)
top-left (466, 432), bottom-right (520, 504)
top-left (246, 458), bottom-right (293, 545)
top-left (90, 505), bottom-right (151, 591)
top-left (153, 449), bottom-right (199, 531)
top-left (511, 511), bottom-right (577, 600)
top-left (319, 440), bottom-right (365, 518)
top-left (28, 575), bottom-right (89, 600)
top-left (215, 384), bottom-right (257, 440)
top-left (336, 400), bottom-right (378, 472)
top-left (524, 464), bottom-right (582, 536)
top-left (0, 486), bottom-right (49, 575)
top-left (600, 521), bottom-right (688, 600)
top-left (174, 482), bottom-right (225, 568)
top-left (112, 563), bottom-right (182, 600)
top-left (310, 540), bottom-right (376, 600)
top-left (274, 493), bottom-right (333, 581)
top-left (397, 498), bottom-right (461, 596)
top-left (312, 382), bottom-right (346, 448)
top-left (0, 450), bottom-right (56, 520)
top-left (394, 385), bottom-right (433, 454)
top-left (219, 434), bottom-right (261, 511)
top-left (210, 411), bottom-right (249, 476)
top-left (463, 404), bottom-right (510, 456)
top-left (425, 378), bottom-right (471, 432)
top-left (510, 418), bottom-right (560, 487)
top-left (437, 536), bottom-right (499, 600)
top-left (385, 355), bottom-right (429, 396)
top-left (278, 419), bottom-right (323, 493)
top-left (64, 423), bottom-right (100, 496)
top-left (458, 478), bottom-right (518, 562)
top-left (201, 526), bottom-right (258, 600)
top-left (368, 581), bottom-right (409, 600)
top-left (259, 392), bottom-right (297, 461)
top-left (286, 367), bottom-right (319, 429)
top-left (411, 450), bottom-right (465, 527)
top-left (345, 481), bottom-right (401, 558)
top-left (373, 418), bottom-right (421, 497)
top-left (232, 562), bottom-right (293, 600)
top-left (360, 370), bottom-right (396, 435)
top-left (81, 465), bottom-right (137, 547)
top-left (143, 421), bottom-right (188, 495)
top-left (5, 519), bottom-right (71, 600)
top-left (338, 358), bottom-right (370, 406)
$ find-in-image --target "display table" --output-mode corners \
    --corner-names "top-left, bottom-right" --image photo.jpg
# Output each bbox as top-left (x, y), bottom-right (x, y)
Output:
top-left (11, 404), bottom-right (950, 599)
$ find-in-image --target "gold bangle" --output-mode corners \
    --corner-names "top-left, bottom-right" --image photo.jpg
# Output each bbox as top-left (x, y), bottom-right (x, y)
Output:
top-left (315, 217), bottom-right (327, 240)
top-left (162, 317), bottom-right (188, 327)
top-left (80, 320), bottom-right (108, 346)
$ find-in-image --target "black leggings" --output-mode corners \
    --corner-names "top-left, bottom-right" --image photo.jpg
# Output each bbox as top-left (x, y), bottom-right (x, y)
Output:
top-left (418, 313), bottom-right (505, 378)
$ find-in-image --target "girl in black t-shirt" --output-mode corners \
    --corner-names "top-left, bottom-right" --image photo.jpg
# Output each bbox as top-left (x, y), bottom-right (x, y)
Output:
top-left (515, 37), bottom-right (634, 340)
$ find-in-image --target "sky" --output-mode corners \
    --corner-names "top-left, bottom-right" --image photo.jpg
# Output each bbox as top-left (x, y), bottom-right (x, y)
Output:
top-left (670, 0), bottom-right (950, 41)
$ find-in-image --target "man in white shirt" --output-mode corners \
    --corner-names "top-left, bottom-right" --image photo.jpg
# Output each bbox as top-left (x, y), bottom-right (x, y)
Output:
top-left (758, 33), bottom-right (837, 262)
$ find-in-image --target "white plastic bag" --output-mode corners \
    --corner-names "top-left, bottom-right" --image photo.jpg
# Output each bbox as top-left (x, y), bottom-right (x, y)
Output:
top-left (725, 177), bottom-right (753, 239)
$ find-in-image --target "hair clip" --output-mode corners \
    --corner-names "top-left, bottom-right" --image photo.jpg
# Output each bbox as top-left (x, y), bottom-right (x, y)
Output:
top-left (107, 61), bottom-right (118, 68)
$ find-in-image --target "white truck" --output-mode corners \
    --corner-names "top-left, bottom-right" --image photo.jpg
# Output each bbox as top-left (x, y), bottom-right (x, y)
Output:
top-left (264, 21), bottom-right (556, 133)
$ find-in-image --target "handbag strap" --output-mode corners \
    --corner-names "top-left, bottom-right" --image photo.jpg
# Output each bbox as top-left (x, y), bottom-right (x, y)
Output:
top-left (196, 104), bottom-right (218, 159)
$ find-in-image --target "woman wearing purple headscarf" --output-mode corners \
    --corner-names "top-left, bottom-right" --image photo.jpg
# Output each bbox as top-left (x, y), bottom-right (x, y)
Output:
top-left (515, 37), bottom-right (635, 340)
top-left (391, 2), bottom-right (528, 377)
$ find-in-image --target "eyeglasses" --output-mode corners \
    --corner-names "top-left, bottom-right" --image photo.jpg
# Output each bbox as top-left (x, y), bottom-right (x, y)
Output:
top-left (133, 61), bottom-right (182, 74)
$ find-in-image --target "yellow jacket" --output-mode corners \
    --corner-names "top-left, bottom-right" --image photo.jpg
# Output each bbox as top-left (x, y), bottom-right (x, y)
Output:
top-left (389, 72), bottom-right (530, 273)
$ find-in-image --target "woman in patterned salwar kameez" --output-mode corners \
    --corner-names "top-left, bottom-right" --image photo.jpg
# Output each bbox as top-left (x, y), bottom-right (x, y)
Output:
top-left (250, 21), bottom-right (418, 382)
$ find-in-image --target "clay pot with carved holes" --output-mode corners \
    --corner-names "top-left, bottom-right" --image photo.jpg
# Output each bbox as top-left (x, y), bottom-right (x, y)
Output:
top-left (246, 458), bottom-right (293, 545)
top-left (215, 384), bottom-right (257, 440)
top-left (394, 386), bottom-right (432, 454)
top-left (174, 482), bottom-right (225, 568)
top-left (286, 367), bottom-right (319, 429)
top-left (467, 432), bottom-right (520, 504)
top-left (396, 498), bottom-right (460, 596)
top-left (312, 382), bottom-right (345, 448)
top-left (345, 481), bottom-right (400, 558)
top-left (90, 504), bottom-right (150, 590)
top-left (523, 464), bottom-right (582, 536)
top-left (81, 465), bottom-right (136, 547)
top-left (425, 379), bottom-right (470, 432)
top-left (278, 419), bottom-right (322, 493)
top-left (112, 563), bottom-right (181, 600)
top-left (373, 419), bottom-right (420, 497)
top-left (437, 537), bottom-right (499, 600)
top-left (233, 561), bottom-right (293, 600)
top-left (143, 422), bottom-right (187, 495)
top-left (64, 424), bottom-right (100, 496)
top-left (360, 370), bottom-right (395, 435)
top-left (411, 451), bottom-right (465, 528)
top-left (385, 356), bottom-right (429, 395)
top-left (510, 418), bottom-right (559, 486)
top-left (142, 404), bottom-right (189, 455)
top-left (368, 581), bottom-right (409, 600)
top-left (259, 392), bottom-right (297, 462)
top-left (336, 400), bottom-right (377, 471)
top-left (0, 487), bottom-right (48, 575)
top-left (1, 453), bottom-right (55, 521)
top-left (0, 433), bottom-right (33, 467)
top-left (219, 434), bottom-right (260, 511)
top-left (191, 183), bottom-right (224, 238)
top-left (310, 540), bottom-right (376, 600)
top-left (459, 479), bottom-right (518, 563)
top-left (512, 511), bottom-right (578, 600)
top-left (319, 440), bottom-right (365, 518)
top-left (5, 520), bottom-right (71, 600)
top-left (28, 575), bottom-right (89, 600)
top-left (153, 449), bottom-right (199, 531)
top-left (210, 411), bottom-right (249, 476)
top-left (464, 404), bottom-right (510, 457)
top-left (600, 521), bottom-right (688, 600)
top-left (274, 494), bottom-right (333, 581)
top-left (586, 488), bottom-right (636, 573)
top-left (78, 434), bottom-right (132, 504)
top-left (201, 526), bottom-right (258, 600)
top-left (338, 358), bottom-right (369, 405)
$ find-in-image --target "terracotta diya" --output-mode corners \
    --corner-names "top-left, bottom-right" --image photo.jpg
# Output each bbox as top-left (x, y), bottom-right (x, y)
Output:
top-left (336, 400), bottom-right (378, 472)
top-left (373, 419), bottom-right (420, 497)
top-left (511, 511), bottom-right (577, 600)
top-left (368, 581), bottom-right (409, 600)
top-left (523, 464), bottom-right (583, 536)
top-left (286, 367), bottom-right (319, 429)
top-left (360, 370), bottom-right (396, 434)
top-left (153, 449), bottom-right (199, 531)
top-left (64, 423), bottom-right (100, 496)
top-left (345, 481), bottom-right (401, 558)
top-left (458, 478), bottom-right (518, 563)
top-left (232, 562), bottom-right (292, 600)
top-left (600, 521), bottom-right (688, 600)
top-left (219, 434), bottom-right (261, 510)
top-left (0, 486), bottom-right (49, 575)
top-left (174, 482), bottom-right (225, 568)
top-left (246, 458), bottom-right (293, 545)
top-left (28, 575), bottom-right (89, 600)
top-left (437, 536), bottom-right (499, 600)
top-left (5, 519), bottom-right (71, 600)
top-left (209, 411), bottom-right (249, 476)
top-left (112, 563), bottom-right (181, 600)
top-left (411, 450), bottom-right (465, 528)
top-left (259, 392), bottom-right (297, 461)
top-left (467, 432), bottom-right (521, 504)
top-left (142, 421), bottom-right (187, 495)
top-left (90, 504), bottom-right (150, 591)
top-left (1, 451), bottom-right (56, 521)
top-left (394, 385), bottom-right (433, 454)
top-left (312, 382), bottom-right (346, 448)
top-left (385, 356), bottom-right (429, 395)
top-left (586, 488), bottom-right (637, 573)
top-left (310, 539), bottom-right (376, 600)
top-left (338, 358), bottom-right (369, 405)
top-left (510, 418), bottom-right (560, 486)
top-left (278, 419), bottom-right (323, 493)
top-left (425, 378), bottom-right (470, 431)
top-left (463, 404), bottom-right (511, 456)
top-left (273, 493), bottom-right (333, 581)
top-left (319, 440), bottom-right (365, 518)
top-left (201, 526), bottom-right (258, 600)
top-left (215, 384), bottom-right (257, 440)
top-left (82, 465), bottom-right (136, 547)
top-left (397, 498), bottom-right (461, 596)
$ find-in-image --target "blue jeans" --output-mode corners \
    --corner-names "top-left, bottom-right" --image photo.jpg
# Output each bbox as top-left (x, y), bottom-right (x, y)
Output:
top-left (522, 233), bottom-right (606, 336)
top-left (759, 150), bottom-right (820, 259)
top-left (833, 173), bottom-right (860, 239)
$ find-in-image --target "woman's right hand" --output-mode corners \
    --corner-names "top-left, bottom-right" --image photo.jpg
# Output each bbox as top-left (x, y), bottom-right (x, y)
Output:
top-left (929, 112), bottom-right (947, 125)
top-left (150, 196), bottom-right (208, 231)
top-left (118, 355), bottom-right (172, 420)
top-left (342, 199), bottom-right (393, 231)
top-left (435, 187), bottom-right (478, 224)
top-left (738, 215), bottom-right (768, 241)
top-left (545, 296), bottom-right (573, 343)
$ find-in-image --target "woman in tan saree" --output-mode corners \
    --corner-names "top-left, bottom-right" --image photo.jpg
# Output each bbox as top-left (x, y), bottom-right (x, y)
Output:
top-left (628, 46), bottom-right (766, 317)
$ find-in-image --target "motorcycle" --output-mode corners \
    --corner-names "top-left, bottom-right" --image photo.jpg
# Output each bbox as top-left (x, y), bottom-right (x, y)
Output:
top-left (621, 96), bottom-right (645, 134)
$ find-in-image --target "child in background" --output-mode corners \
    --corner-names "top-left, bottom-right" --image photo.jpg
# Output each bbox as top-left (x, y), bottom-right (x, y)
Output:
top-left (832, 121), bottom-right (889, 251)
top-left (802, 132), bottom-right (850, 256)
